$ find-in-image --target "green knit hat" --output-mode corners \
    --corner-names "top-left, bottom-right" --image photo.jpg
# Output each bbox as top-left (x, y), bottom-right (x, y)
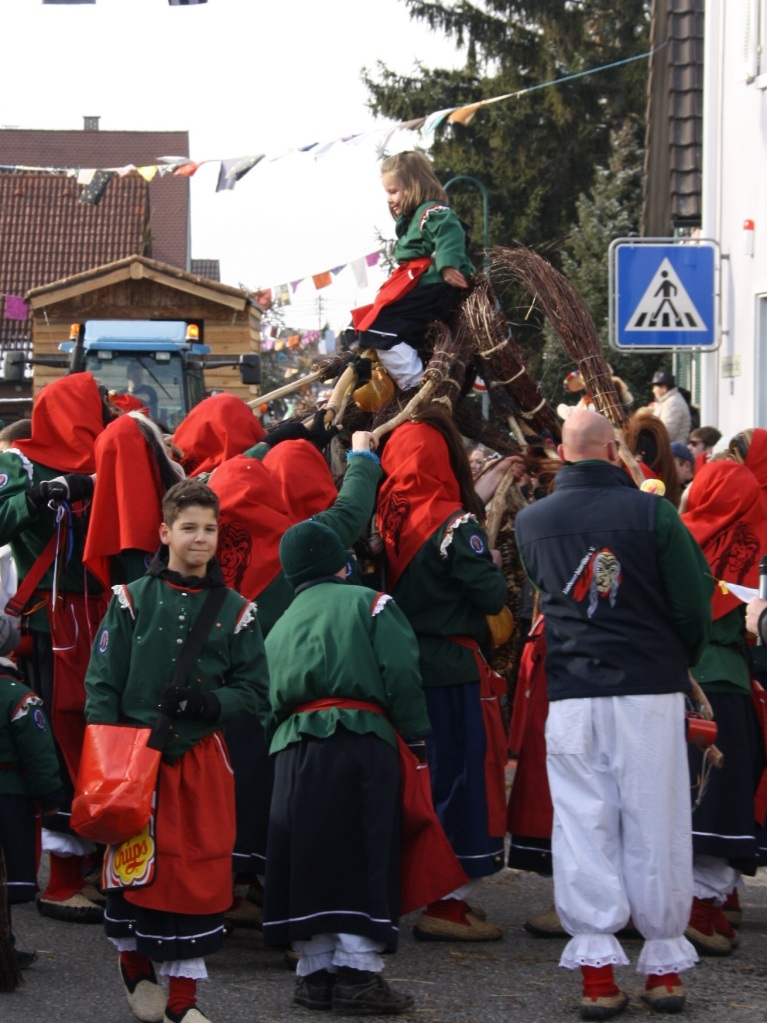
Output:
top-left (280, 521), bottom-right (348, 588)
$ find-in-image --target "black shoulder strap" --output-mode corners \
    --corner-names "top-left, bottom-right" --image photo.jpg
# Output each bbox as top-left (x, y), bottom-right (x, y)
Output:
top-left (149, 585), bottom-right (230, 751)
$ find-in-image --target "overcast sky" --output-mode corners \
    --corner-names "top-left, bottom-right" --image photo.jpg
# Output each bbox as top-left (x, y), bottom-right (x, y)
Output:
top-left (3, 0), bottom-right (465, 329)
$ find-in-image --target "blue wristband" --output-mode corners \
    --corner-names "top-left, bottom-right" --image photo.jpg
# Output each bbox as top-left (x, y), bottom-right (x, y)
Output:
top-left (346, 449), bottom-right (380, 464)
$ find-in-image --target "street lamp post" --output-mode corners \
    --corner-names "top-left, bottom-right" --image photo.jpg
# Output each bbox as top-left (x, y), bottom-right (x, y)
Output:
top-left (443, 174), bottom-right (490, 264)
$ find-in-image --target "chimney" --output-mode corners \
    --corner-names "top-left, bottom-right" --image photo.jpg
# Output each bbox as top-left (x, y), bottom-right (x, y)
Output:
top-left (83, 116), bottom-right (100, 131)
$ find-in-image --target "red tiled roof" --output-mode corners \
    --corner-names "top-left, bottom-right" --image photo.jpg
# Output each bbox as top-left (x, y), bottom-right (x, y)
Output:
top-left (0, 173), bottom-right (149, 353)
top-left (0, 128), bottom-right (190, 268)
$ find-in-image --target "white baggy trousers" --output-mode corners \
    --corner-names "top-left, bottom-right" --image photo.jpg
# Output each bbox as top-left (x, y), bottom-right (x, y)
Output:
top-left (546, 692), bottom-right (698, 976)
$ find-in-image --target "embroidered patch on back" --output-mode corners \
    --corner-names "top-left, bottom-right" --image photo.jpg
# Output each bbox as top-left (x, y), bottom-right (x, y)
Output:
top-left (469, 534), bottom-right (485, 554)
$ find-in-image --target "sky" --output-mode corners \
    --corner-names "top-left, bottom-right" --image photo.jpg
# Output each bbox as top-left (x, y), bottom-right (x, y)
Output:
top-left (2, 0), bottom-right (466, 330)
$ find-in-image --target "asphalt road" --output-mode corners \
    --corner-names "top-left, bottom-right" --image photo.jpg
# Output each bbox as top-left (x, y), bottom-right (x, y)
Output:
top-left (4, 860), bottom-right (767, 1023)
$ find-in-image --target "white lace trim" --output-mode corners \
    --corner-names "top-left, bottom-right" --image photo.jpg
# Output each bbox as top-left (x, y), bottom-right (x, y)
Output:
top-left (559, 934), bottom-right (630, 971)
top-left (111, 584), bottom-right (135, 619)
top-left (7, 447), bottom-right (34, 485)
top-left (439, 513), bottom-right (476, 559)
top-left (371, 593), bottom-right (392, 616)
top-left (637, 937), bottom-right (699, 975)
top-left (235, 601), bottom-right (257, 633)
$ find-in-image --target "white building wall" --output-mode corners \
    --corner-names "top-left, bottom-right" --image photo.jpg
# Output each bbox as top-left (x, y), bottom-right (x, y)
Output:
top-left (702, 0), bottom-right (767, 435)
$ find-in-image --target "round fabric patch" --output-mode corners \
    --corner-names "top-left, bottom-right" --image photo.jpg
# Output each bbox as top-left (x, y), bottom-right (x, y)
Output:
top-left (33, 708), bottom-right (46, 731)
top-left (98, 628), bottom-right (109, 654)
top-left (0, 473), bottom-right (8, 489)
top-left (469, 534), bottom-right (485, 554)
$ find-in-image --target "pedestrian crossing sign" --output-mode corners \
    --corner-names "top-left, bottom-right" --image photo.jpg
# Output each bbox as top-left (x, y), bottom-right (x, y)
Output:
top-left (609, 239), bottom-right (719, 351)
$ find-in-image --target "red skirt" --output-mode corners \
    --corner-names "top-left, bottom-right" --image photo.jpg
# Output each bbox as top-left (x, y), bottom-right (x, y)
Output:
top-left (125, 732), bottom-right (235, 915)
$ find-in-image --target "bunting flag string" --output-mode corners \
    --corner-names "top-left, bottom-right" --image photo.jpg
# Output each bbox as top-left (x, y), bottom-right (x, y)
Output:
top-left (0, 38), bottom-right (665, 206)
top-left (254, 250), bottom-right (382, 309)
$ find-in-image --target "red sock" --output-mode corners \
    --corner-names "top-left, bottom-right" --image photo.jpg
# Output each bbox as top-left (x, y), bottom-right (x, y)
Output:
top-left (645, 972), bottom-right (681, 992)
top-left (167, 976), bottom-right (197, 1016)
top-left (119, 950), bottom-right (154, 984)
top-left (43, 853), bottom-right (84, 901)
top-left (423, 899), bottom-right (469, 923)
top-left (688, 896), bottom-right (716, 934)
top-left (581, 965), bottom-right (620, 999)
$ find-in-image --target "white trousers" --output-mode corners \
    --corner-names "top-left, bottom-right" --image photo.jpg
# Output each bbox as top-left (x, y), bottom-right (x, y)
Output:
top-left (375, 343), bottom-right (423, 390)
top-left (293, 933), bottom-right (386, 976)
top-left (546, 693), bottom-right (698, 976)
top-left (693, 854), bottom-right (740, 902)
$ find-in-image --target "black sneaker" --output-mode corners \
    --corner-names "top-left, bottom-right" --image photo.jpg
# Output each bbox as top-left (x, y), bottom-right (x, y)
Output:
top-left (294, 968), bottom-right (335, 1010)
top-left (332, 967), bottom-right (414, 1016)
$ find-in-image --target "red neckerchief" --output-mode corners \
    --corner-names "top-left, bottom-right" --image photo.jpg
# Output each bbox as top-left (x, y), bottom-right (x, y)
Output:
top-left (15, 372), bottom-right (104, 473)
top-left (682, 460), bottom-right (767, 619)
top-left (83, 415), bottom-right (165, 589)
top-left (172, 394), bottom-right (265, 476)
top-left (351, 256), bottom-right (432, 333)
top-left (207, 455), bottom-right (290, 599)
top-left (378, 422), bottom-right (463, 592)
top-left (262, 439), bottom-right (337, 524)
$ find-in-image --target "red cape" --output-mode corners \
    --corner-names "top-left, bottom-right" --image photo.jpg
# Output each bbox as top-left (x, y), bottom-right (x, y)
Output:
top-left (207, 455), bottom-right (291, 600)
top-left (378, 422), bottom-right (463, 592)
top-left (262, 440), bottom-right (337, 524)
top-left (83, 415), bottom-right (166, 589)
top-left (745, 428), bottom-right (767, 492)
top-left (172, 394), bottom-right (265, 476)
top-left (682, 460), bottom-right (767, 619)
top-left (15, 372), bottom-right (104, 473)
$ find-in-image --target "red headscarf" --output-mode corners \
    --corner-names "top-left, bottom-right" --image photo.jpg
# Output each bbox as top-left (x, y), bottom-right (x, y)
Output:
top-left (262, 439), bottom-right (337, 524)
top-left (682, 460), bottom-right (767, 619)
top-left (15, 372), bottom-right (105, 473)
top-left (207, 455), bottom-right (291, 600)
top-left (172, 394), bottom-right (265, 476)
top-left (744, 428), bottom-right (767, 493)
top-left (83, 415), bottom-right (170, 589)
top-left (377, 421), bottom-right (463, 591)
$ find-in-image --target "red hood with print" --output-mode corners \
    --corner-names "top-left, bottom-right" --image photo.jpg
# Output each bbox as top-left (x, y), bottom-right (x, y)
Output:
top-left (262, 439), bottom-right (337, 524)
top-left (682, 460), bottom-right (767, 619)
top-left (15, 372), bottom-right (105, 473)
top-left (83, 414), bottom-right (167, 589)
top-left (378, 422), bottom-right (463, 592)
top-left (172, 393), bottom-right (265, 476)
top-left (208, 454), bottom-right (291, 599)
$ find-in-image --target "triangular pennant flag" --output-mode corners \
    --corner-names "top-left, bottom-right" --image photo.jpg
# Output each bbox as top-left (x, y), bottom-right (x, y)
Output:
top-left (173, 161), bottom-right (203, 177)
top-left (79, 169), bottom-right (114, 205)
top-left (137, 165), bottom-right (159, 182)
top-left (365, 252), bottom-right (380, 268)
top-left (350, 257), bottom-right (368, 289)
top-left (422, 107), bottom-right (459, 135)
top-left (116, 164), bottom-right (137, 177)
top-left (275, 284), bottom-right (291, 307)
top-left (168, 0), bottom-right (207, 5)
top-left (216, 154), bottom-right (263, 192)
top-left (330, 265), bottom-right (346, 276)
top-left (77, 168), bottom-right (96, 185)
top-left (290, 279), bottom-right (303, 293)
top-left (254, 289), bottom-right (273, 310)
top-left (312, 272), bottom-right (332, 290)
top-left (4, 295), bottom-right (29, 320)
top-left (447, 102), bottom-right (484, 125)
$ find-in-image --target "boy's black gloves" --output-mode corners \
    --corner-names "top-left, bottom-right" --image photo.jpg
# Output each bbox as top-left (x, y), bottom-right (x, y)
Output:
top-left (27, 473), bottom-right (94, 512)
top-left (304, 408), bottom-right (341, 450)
top-left (158, 685), bottom-right (221, 723)
top-left (263, 420), bottom-right (310, 448)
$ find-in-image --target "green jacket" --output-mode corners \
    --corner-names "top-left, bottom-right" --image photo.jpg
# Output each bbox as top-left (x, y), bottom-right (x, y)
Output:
top-left (84, 571), bottom-right (269, 759)
top-left (0, 669), bottom-right (62, 803)
top-left (691, 606), bottom-right (751, 696)
top-left (395, 200), bottom-right (474, 288)
top-left (389, 514), bottom-right (507, 687)
top-left (265, 579), bottom-right (430, 754)
top-left (0, 450), bottom-right (101, 631)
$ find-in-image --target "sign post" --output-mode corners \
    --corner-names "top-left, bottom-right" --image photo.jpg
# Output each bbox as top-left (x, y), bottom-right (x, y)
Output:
top-left (609, 239), bottom-right (720, 352)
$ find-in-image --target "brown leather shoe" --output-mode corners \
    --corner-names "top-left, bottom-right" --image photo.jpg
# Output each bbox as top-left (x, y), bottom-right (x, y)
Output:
top-left (641, 975), bottom-right (686, 1014)
top-left (580, 989), bottom-right (629, 1021)
top-left (524, 906), bottom-right (568, 938)
top-left (414, 908), bottom-right (503, 941)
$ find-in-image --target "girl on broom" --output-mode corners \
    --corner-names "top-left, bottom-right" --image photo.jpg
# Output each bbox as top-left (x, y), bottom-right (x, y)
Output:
top-left (349, 151), bottom-right (474, 391)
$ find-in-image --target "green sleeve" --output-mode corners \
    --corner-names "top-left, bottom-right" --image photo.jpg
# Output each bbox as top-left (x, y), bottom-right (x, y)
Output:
top-left (313, 456), bottom-right (381, 547)
top-left (372, 598), bottom-right (430, 739)
top-left (84, 595), bottom-right (133, 724)
top-left (655, 499), bottom-right (713, 665)
top-left (448, 521), bottom-right (507, 614)
top-left (421, 206), bottom-right (474, 276)
top-left (243, 441), bottom-right (269, 460)
top-left (0, 453), bottom-right (37, 546)
top-left (211, 608), bottom-right (271, 726)
top-left (10, 690), bottom-right (63, 798)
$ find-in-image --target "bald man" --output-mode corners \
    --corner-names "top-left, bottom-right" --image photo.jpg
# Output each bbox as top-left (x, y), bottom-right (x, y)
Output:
top-left (514, 410), bottom-right (712, 1020)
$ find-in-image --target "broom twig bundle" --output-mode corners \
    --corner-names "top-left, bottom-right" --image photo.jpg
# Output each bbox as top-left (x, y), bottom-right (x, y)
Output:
top-left (488, 246), bottom-right (628, 430)
top-left (453, 398), bottom-right (523, 457)
top-left (460, 278), bottom-right (562, 443)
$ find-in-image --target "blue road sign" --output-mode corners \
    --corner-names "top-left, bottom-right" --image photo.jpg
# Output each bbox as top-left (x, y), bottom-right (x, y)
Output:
top-left (610, 240), bottom-right (718, 350)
